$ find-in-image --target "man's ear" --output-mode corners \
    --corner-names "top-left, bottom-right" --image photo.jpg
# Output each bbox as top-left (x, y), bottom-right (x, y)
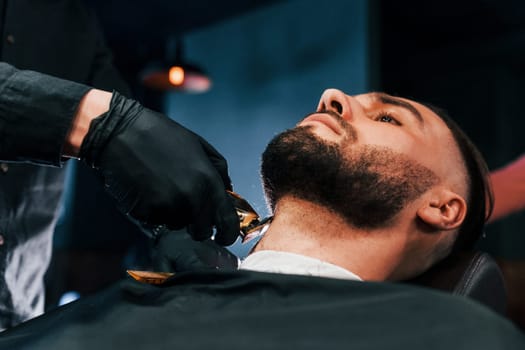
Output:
top-left (417, 189), bottom-right (467, 230)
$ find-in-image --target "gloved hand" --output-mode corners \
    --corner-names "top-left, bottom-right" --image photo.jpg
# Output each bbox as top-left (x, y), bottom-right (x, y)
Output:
top-left (153, 228), bottom-right (239, 272)
top-left (79, 91), bottom-right (239, 245)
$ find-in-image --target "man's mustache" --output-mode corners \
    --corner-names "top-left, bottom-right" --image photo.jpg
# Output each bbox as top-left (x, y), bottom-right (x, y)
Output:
top-left (301, 110), bottom-right (357, 142)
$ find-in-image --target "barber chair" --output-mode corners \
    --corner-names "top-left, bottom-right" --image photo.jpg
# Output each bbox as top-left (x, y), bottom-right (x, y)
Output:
top-left (406, 251), bottom-right (507, 315)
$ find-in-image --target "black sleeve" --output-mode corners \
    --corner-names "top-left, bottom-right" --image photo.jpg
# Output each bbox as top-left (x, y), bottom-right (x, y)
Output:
top-left (0, 62), bottom-right (91, 166)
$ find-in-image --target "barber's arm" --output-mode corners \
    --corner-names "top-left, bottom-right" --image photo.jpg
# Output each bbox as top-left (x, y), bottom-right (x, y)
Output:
top-left (0, 62), bottom-right (240, 246)
top-left (0, 62), bottom-right (90, 164)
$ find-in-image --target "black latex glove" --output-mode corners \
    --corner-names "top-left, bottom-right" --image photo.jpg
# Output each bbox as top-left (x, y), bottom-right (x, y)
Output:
top-left (153, 228), bottom-right (239, 272)
top-left (80, 91), bottom-right (239, 245)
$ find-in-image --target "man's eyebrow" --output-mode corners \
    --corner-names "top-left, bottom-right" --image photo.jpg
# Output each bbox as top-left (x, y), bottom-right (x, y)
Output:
top-left (372, 92), bottom-right (424, 124)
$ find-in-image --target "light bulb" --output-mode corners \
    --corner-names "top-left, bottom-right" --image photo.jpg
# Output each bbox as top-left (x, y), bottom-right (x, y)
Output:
top-left (169, 66), bottom-right (185, 85)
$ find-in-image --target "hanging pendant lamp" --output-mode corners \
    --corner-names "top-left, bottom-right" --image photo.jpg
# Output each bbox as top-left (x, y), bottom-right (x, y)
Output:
top-left (141, 38), bottom-right (211, 93)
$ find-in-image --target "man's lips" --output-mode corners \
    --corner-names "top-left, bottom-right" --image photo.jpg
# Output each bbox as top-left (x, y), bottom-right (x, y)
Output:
top-left (298, 112), bottom-right (343, 136)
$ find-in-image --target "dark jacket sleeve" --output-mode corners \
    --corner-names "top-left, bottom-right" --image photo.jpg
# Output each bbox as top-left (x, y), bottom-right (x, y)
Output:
top-left (0, 62), bottom-right (91, 166)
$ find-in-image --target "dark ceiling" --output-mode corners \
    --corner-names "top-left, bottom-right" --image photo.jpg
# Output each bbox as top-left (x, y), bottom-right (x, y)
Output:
top-left (89, 0), bottom-right (525, 50)
top-left (86, 0), bottom-right (525, 91)
top-left (86, 0), bottom-right (282, 90)
top-left (88, 0), bottom-right (282, 50)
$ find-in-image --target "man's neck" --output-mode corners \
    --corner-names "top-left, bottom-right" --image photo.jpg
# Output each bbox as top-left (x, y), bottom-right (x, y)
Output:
top-left (253, 196), bottom-right (408, 281)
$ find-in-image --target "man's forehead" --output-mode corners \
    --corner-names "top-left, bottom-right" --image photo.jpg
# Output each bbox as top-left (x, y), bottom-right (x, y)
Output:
top-left (355, 91), bottom-right (421, 109)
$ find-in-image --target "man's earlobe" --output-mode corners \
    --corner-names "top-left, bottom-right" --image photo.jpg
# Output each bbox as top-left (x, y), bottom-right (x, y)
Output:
top-left (417, 190), bottom-right (467, 230)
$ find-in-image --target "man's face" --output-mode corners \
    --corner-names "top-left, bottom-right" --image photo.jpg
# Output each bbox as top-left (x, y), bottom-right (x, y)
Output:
top-left (261, 89), bottom-right (465, 229)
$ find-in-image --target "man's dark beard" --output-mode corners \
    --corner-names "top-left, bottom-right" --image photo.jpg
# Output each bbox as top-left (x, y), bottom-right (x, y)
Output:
top-left (261, 126), bottom-right (439, 229)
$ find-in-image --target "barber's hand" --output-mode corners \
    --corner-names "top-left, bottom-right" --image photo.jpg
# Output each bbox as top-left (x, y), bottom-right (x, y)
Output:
top-left (79, 91), bottom-right (240, 245)
top-left (153, 228), bottom-right (239, 272)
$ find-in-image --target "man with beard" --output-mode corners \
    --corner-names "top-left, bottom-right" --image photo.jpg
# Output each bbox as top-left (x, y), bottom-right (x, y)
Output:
top-left (0, 89), bottom-right (524, 349)
top-left (240, 88), bottom-right (491, 281)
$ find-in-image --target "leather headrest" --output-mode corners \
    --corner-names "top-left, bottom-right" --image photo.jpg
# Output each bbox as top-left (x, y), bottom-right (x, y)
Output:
top-left (406, 251), bottom-right (507, 315)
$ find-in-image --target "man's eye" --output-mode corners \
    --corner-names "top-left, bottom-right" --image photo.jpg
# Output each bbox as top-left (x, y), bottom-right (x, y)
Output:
top-left (377, 114), bottom-right (399, 125)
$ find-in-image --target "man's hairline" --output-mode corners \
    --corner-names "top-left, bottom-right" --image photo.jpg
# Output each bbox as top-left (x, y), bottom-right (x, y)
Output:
top-left (418, 101), bottom-right (474, 239)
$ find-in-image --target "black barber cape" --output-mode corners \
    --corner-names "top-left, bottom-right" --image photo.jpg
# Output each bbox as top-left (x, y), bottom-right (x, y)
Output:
top-left (0, 270), bottom-right (523, 350)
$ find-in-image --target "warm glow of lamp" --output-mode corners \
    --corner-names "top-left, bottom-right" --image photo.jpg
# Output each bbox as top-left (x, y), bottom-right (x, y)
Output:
top-left (140, 38), bottom-right (211, 93)
top-left (169, 66), bottom-right (185, 86)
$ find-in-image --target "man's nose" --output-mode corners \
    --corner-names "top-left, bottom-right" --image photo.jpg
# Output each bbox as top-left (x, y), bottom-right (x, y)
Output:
top-left (317, 89), bottom-right (353, 120)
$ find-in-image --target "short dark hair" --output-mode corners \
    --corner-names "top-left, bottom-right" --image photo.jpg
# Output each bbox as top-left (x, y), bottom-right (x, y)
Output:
top-left (424, 104), bottom-right (494, 251)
